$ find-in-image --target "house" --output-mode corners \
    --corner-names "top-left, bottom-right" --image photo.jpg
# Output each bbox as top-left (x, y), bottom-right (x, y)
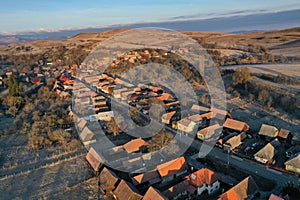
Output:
top-left (254, 140), bottom-right (280, 164)
top-left (113, 180), bottom-right (143, 200)
top-left (165, 101), bottom-right (180, 111)
top-left (143, 186), bottom-right (168, 200)
top-left (269, 194), bottom-right (284, 200)
top-left (96, 111), bottom-right (114, 121)
top-left (162, 111), bottom-right (176, 125)
top-left (285, 154), bottom-right (300, 174)
top-left (31, 77), bottom-right (41, 85)
top-left (86, 147), bottom-right (103, 172)
top-left (187, 114), bottom-right (202, 124)
top-left (99, 167), bottom-right (120, 193)
top-left (210, 107), bottom-right (232, 120)
top-left (191, 104), bottom-right (210, 114)
top-left (186, 168), bottom-right (220, 196)
top-left (223, 118), bottom-right (249, 132)
top-left (162, 179), bottom-right (190, 200)
top-left (197, 124), bottom-right (221, 141)
top-left (121, 91), bottom-right (135, 101)
top-left (291, 133), bottom-right (300, 145)
top-left (114, 78), bottom-right (134, 88)
top-left (219, 176), bottom-right (258, 200)
top-left (223, 132), bottom-right (247, 151)
top-left (132, 170), bottom-right (161, 186)
top-left (156, 93), bottom-right (173, 101)
top-left (157, 156), bottom-right (188, 183)
top-left (113, 88), bottom-right (128, 99)
top-left (77, 118), bottom-right (87, 131)
top-left (77, 91), bottom-right (98, 98)
top-left (122, 156), bottom-right (144, 171)
top-left (199, 112), bottom-right (213, 120)
top-left (80, 126), bottom-right (96, 146)
top-left (278, 128), bottom-right (292, 143)
top-left (258, 124), bottom-right (279, 138)
top-left (177, 118), bottom-right (197, 133)
top-left (123, 138), bottom-right (147, 153)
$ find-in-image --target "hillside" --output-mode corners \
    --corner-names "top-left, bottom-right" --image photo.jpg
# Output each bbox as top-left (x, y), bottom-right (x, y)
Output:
top-left (0, 27), bottom-right (299, 59)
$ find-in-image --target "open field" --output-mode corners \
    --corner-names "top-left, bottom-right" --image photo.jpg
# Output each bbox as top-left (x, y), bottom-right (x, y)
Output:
top-left (0, 154), bottom-right (93, 199)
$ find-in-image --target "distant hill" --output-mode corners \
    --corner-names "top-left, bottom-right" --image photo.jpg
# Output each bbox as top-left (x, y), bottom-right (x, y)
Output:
top-left (0, 9), bottom-right (300, 45)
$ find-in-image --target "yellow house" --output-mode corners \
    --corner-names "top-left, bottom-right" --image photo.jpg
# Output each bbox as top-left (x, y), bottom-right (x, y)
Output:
top-left (285, 154), bottom-right (300, 174)
top-left (177, 118), bottom-right (197, 133)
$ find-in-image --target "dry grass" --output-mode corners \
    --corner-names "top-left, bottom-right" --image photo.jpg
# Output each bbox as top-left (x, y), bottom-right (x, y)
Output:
top-left (0, 155), bottom-right (94, 199)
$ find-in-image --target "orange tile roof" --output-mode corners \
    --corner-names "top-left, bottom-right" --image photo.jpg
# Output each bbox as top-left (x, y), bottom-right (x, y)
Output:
top-left (113, 180), bottom-right (142, 200)
top-left (123, 138), bottom-right (147, 153)
top-left (178, 118), bottom-right (193, 127)
top-left (86, 147), bottom-right (103, 172)
top-left (197, 124), bottom-right (221, 137)
top-left (278, 128), bottom-right (291, 139)
top-left (210, 107), bottom-right (232, 119)
top-left (223, 118), bottom-right (249, 132)
top-left (186, 168), bottom-right (220, 187)
top-left (219, 176), bottom-right (258, 200)
top-left (99, 167), bottom-right (119, 191)
top-left (143, 186), bottom-right (168, 200)
top-left (188, 114), bottom-right (202, 122)
top-left (162, 111), bottom-right (176, 120)
top-left (157, 156), bottom-right (188, 178)
top-left (199, 112), bottom-right (213, 120)
top-left (191, 104), bottom-right (210, 112)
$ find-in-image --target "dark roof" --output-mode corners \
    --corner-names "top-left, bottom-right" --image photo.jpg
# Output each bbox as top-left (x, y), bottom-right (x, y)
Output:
top-left (162, 179), bottom-right (189, 199)
top-left (132, 170), bottom-right (160, 185)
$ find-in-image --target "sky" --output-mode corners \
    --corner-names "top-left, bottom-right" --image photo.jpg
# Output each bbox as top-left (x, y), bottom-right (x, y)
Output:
top-left (0, 0), bottom-right (299, 33)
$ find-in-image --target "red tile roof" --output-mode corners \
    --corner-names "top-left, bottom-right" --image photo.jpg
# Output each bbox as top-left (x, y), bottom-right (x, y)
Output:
top-left (186, 168), bottom-right (220, 187)
top-left (162, 111), bottom-right (176, 121)
top-left (86, 147), bottom-right (103, 172)
top-left (123, 138), bottom-right (147, 153)
top-left (157, 156), bottom-right (188, 178)
top-left (77, 91), bottom-right (98, 98)
top-left (269, 194), bottom-right (284, 200)
top-left (99, 167), bottom-right (119, 192)
top-left (143, 186), bottom-right (168, 200)
top-left (113, 180), bottom-right (142, 200)
top-left (223, 118), bottom-right (249, 132)
top-left (219, 176), bottom-right (258, 200)
top-left (278, 128), bottom-right (291, 139)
